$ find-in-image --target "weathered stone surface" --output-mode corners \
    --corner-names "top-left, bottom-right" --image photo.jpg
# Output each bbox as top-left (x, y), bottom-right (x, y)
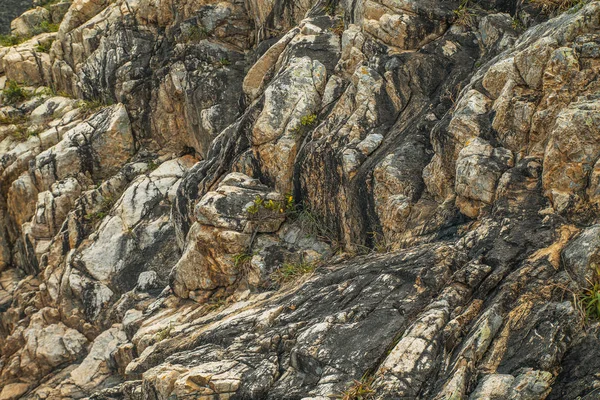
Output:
top-left (2, 1), bottom-right (600, 399)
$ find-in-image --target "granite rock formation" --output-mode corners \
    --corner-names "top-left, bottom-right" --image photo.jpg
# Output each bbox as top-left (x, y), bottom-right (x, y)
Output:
top-left (2, 0), bottom-right (600, 399)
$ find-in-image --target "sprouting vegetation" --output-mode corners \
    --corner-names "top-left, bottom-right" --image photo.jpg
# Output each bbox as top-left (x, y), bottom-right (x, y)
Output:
top-left (233, 251), bottom-right (253, 268)
top-left (154, 322), bottom-right (174, 342)
top-left (453, 0), bottom-right (476, 27)
top-left (183, 24), bottom-right (209, 42)
top-left (11, 126), bottom-right (41, 141)
top-left (85, 195), bottom-right (114, 224)
top-left (2, 80), bottom-right (30, 105)
top-left (338, 374), bottom-right (376, 400)
top-left (0, 19), bottom-right (59, 48)
top-left (0, 34), bottom-right (26, 47)
top-left (32, 20), bottom-right (60, 34)
top-left (530, 0), bottom-right (589, 15)
top-left (247, 194), bottom-right (291, 216)
top-left (147, 160), bottom-right (160, 171)
top-left (218, 57), bottom-right (231, 67)
top-left (0, 113), bottom-right (27, 126)
top-left (291, 113), bottom-right (319, 138)
top-left (301, 114), bottom-right (318, 127)
top-left (77, 97), bottom-right (113, 115)
top-left (579, 264), bottom-right (600, 322)
top-left (272, 259), bottom-right (318, 285)
top-left (35, 38), bottom-right (55, 53)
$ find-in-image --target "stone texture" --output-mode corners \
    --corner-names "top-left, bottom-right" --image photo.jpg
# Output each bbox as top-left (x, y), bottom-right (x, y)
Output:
top-left (1, 1), bottom-right (600, 399)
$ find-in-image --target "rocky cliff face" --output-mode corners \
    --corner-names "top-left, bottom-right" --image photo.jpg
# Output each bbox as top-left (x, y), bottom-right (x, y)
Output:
top-left (1, 0), bottom-right (600, 399)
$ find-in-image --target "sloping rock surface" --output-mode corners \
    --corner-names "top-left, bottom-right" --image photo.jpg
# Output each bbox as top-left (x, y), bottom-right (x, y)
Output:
top-left (1, 0), bottom-right (600, 399)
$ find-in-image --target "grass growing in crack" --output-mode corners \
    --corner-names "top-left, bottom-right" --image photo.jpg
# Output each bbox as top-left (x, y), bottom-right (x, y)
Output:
top-left (35, 38), bottom-right (55, 53)
top-left (3, 80), bottom-right (30, 105)
top-left (453, 0), bottom-right (476, 27)
top-left (85, 196), bottom-right (114, 224)
top-left (272, 260), bottom-right (318, 285)
top-left (77, 98), bottom-right (113, 115)
top-left (578, 264), bottom-right (600, 322)
top-left (530, 0), bottom-right (589, 15)
top-left (0, 34), bottom-right (26, 47)
top-left (154, 322), bottom-right (173, 342)
top-left (183, 25), bottom-right (209, 42)
top-left (233, 251), bottom-right (253, 268)
top-left (218, 58), bottom-right (231, 67)
top-left (338, 374), bottom-right (376, 400)
top-left (11, 126), bottom-right (41, 141)
top-left (32, 20), bottom-right (60, 34)
top-left (0, 114), bottom-right (27, 126)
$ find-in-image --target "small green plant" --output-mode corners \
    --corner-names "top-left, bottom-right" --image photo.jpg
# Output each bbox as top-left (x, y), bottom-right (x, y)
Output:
top-left (77, 98), bottom-right (112, 115)
top-left (205, 297), bottom-right (228, 312)
top-left (0, 34), bottom-right (26, 47)
top-left (219, 58), bottom-right (231, 67)
top-left (3, 80), bottom-right (30, 105)
top-left (147, 160), bottom-right (160, 171)
top-left (370, 232), bottom-right (389, 254)
top-left (184, 25), bottom-right (209, 42)
top-left (272, 259), bottom-right (317, 284)
top-left (0, 113), bottom-right (27, 126)
top-left (301, 114), bottom-right (317, 127)
top-left (85, 195), bottom-right (114, 223)
top-left (154, 322), bottom-right (173, 342)
top-left (11, 126), bottom-right (41, 141)
top-left (579, 264), bottom-right (600, 322)
top-left (35, 38), bottom-right (54, 53)
top-left (247, 195), bottom-right (287, 216)
top-left (32, 20), bottom-right (60, 35)
top-left (453, 0), bottom-right (475, 27)
top-left (530, 0), bottom-right (588, 15)
top-left (338, 374), bottom-right (376, 400)
top-left (233, 251), bottom-right (253, 268)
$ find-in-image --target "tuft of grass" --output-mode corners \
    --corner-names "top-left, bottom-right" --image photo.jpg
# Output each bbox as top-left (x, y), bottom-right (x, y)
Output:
top-left (338, 374), bottom-right (376, 400)
top-left (35, 38), bottom-right (55, 53)
top-left (85, 195), bottom-right (114, 223)
top-left (3, 80), bottom-right (30, 105)
top-left (0, 114), bottom-right (27, 126)
top-left (11, 126), bottom-right (41, 141)
top-left (272, 260), bottom-right (317, 285)
top-left (579, 264), bottom-right (600, 322)
top-left (219, 58), bottom-right (231, 67)
top-left (0, 34), bottom-right (26, 47)
top-left (233, 251), bottom-right (253, 268)
top-left (147, 160), bottom-right (160, 171)
top-left (453, 0), bottom-right (476, 27)
top-left (184, 25), bottom-right (209, 42)
top-left (77, 98), bottom-right (112, 115)
top-left (300, 114), bottom-right (317, 127)
top-left (530, 0), bottom-right (588, 15)
top-left (32, 20), bottom-right (60, 35)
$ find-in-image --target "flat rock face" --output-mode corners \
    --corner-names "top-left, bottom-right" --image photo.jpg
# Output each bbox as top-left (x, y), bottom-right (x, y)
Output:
top-left (2, 0), bottom-right (600, 399)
